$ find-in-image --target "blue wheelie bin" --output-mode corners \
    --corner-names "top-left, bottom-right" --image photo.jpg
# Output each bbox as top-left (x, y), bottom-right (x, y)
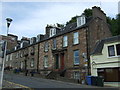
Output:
top-left (86, 76), bottom-right (93, 85)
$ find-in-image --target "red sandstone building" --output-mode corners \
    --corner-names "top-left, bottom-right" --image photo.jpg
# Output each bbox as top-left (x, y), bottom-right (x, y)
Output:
top-left (5, 6), bottom-right (112, 83)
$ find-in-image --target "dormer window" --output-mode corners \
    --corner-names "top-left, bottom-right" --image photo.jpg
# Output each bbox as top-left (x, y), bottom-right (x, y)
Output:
top-left (77, 14), bottom-right (86, 27)
top-left (50, 28), bottom-right (56, 37)
top-left (14, 46), bottom-right (17, 50)
top-left (37, 35), bottom-right (40, 42)
top-left (20, 42), bottom-right (23, 48)
top-left (30, 38), bottom-right (33, 44)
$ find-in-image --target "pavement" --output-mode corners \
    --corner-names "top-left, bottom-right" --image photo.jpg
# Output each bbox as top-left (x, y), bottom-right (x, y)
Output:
top-left (104, 82), bottom-right (120, 87)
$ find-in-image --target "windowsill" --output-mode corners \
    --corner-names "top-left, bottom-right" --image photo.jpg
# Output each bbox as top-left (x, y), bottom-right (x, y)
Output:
top-left (52, 48), bottom-right (57, 50)
top-left (44, 50), bottom-right (48, 53)
top-left (74, 64), bottom-right (79, 66)
top-left (73, 43), bottom-right (79, 46)
top-left (107, 55), bottom-right (120, 58)
top-left (44, 67), bottom-right (48, 69)
top-left (30, 66), bottom-right (34, 68)
top-left (63, 46), bottom-right (68, 48)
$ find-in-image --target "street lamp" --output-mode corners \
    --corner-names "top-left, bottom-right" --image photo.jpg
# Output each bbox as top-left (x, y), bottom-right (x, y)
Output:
top-left (6, 18), bottom-right (13, 35)
top-left (0, 18), bottom-right (12, 89)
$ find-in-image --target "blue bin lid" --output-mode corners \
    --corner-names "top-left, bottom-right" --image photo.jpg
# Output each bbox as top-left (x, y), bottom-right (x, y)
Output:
top-left (86, 76), bottom-right (93, 78)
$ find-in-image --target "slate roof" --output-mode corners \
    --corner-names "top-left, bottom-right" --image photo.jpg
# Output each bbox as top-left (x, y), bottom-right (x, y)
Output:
top-left (91, 35), bottom-right (120, 55)
top-left (7, 16), bottom-right (94, 54)
top-left (39, 16), bottom-right (93, 42)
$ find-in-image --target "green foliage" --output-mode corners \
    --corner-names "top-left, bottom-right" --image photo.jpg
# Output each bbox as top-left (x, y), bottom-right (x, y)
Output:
top-left (117, 14), bottom-right (120, 35)
top-left (66, 8), bottom-right (92, 25)
top-left (56, 23), bottom-right (64, 27)
top-left (84, 8), bottom-right (92, 17)
top-left (66, 15), bottom-right (79, 25)
top-left (65, 8), bottom-right (120, 36)
top-left (106, 14), bottom-right (120, 36)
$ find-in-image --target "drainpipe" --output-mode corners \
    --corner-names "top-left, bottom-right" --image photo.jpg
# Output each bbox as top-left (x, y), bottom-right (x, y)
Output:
top-left (86, 27), bottom-right (90, 75)
top-left (37, 43), bottom-right (39, 73)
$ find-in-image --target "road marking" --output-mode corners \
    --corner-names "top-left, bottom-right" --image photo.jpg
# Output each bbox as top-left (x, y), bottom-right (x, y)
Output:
top-left (4, 80), bottom-right (33, 90)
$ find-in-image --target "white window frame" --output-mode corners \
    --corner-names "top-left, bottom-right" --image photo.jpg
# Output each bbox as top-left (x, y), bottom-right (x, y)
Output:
top-left (116, 44), bottom-right (120, 56)
top-left (108, 45), bottom-right (115, 57)
top-left (44, 56), bottom-right (48, 68)
top-left (73, 32), bottom-right (79, 45)
top-left (53, 39), bottom-right (57, 49)
top-left (6, 55), bottom-right (9, 61)
top-left (20, 51), bottom-right (23, 57)
top-left (16, 52), bottom-right (19, 58)
top-left (63, 36), bottom-right (68, 47)
top-left (50, 28), bottom-right (56, 37)
top-left (45, 42), bottom-right (49, 52)
top-left (30, 58), bottom-right (34, 68)
top-left (10, 54), bottom-right (12, 60)
top-left (20, 42), bottom-right (23, 48)
top-left (20, 61), bottom-right (23, 69)
top-left (74, 50), bottom-right (80, 65)
top-left (74, 71), bottom-right (80, 80)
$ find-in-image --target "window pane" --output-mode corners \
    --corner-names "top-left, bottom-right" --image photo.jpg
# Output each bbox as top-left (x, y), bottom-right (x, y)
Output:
top-left (74, 51), bottom-right (79, 56)
top-left (108, 45), bottom-right (115, 56)
top-left (116, 44), bottom-right (120, 55)
top-left (63, 36), bottom-right (68, 47)
top-left (45, 42), bottom-right (48, 52)
top-left (74, 38), bottom-right (78, 44)
top-left (73, 32), bottom-right (79, 44)
top-left (53, 39), bottom-right (56, 49)
top-left (74, 50), bottom-right (79, 65)
top-left (74, 32), bottom-right (78, 37)
top-left (74, 71), bottom-right (80, 80)
top-left (44, 56), bottom-right (48, 67)
top-left (30, 59), bottom-right (34, 67)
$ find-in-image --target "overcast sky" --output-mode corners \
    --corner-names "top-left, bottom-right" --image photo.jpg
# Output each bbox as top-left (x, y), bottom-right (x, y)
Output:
top-left (0, 0), bottom-right (119, 39)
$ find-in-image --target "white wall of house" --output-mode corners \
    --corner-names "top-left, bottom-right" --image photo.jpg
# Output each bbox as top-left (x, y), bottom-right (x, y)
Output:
top-left (90, 41), bottom-right (120, 76)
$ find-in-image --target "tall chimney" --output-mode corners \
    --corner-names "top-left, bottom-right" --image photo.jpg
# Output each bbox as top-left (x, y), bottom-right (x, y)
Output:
top-left (92, 6), bottom-right (106, 22)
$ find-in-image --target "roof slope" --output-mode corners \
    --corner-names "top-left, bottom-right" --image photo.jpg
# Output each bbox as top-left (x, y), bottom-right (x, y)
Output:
top-left (91, 35), bottom-right (120, 55)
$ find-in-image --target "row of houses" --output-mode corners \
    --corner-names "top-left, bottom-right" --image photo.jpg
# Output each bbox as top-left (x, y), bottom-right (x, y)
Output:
top-left (4, 6), bottom-right (119, 83)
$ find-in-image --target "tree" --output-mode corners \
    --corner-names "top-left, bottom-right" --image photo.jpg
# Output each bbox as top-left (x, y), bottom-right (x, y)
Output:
top-left (65, 8), bottom-right (120, 36)
top-left (56, 23), bottom-right (64, 27)
top-left (106, 15), bottom-right (120, 36)
top-left (66, 15), bottom-right (79, 25)
top-left (66, 8), bottom-right (92, 25)
top-left (83, 8), bottom-right (92, 17)
top-left (117, 14), bottom-right (120, 35)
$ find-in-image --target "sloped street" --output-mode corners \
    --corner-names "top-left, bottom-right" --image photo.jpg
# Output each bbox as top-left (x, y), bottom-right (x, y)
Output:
top-left (3, 73), bottom-right (119, 90)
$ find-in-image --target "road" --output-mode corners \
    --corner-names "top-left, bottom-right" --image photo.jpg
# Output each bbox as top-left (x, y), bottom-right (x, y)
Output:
top-left (3, 73), bottom-right (119, 90)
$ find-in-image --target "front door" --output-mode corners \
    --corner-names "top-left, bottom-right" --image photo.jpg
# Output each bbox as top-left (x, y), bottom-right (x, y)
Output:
top-left (60, 53), bottom-right (64, 70)
top-left (55, 54), bottom-right (59, 69)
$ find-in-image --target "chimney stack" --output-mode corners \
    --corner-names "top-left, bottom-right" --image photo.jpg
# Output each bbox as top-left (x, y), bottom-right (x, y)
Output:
top-left (92, 6), bottom-right (106, 22)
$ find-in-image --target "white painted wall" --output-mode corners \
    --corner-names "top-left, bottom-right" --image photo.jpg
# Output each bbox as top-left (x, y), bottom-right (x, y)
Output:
top-left (90, 41), bottom-right (120, 76)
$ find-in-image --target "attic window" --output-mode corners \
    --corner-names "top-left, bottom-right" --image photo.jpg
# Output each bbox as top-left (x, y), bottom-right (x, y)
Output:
top-left (50, 28), bottom-right (56, 37)
top-left (77, 15), bottom-right (86, 27)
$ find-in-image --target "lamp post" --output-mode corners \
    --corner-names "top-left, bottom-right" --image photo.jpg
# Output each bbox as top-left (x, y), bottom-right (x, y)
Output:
top-left (0, 18), bottom-right (12, 89)
top-left (6, 18), bottom-right (13, 35)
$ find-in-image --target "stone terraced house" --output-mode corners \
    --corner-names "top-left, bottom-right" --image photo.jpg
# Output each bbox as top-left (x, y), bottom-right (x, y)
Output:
top-left (5, 6), bottom-right (112, 83)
